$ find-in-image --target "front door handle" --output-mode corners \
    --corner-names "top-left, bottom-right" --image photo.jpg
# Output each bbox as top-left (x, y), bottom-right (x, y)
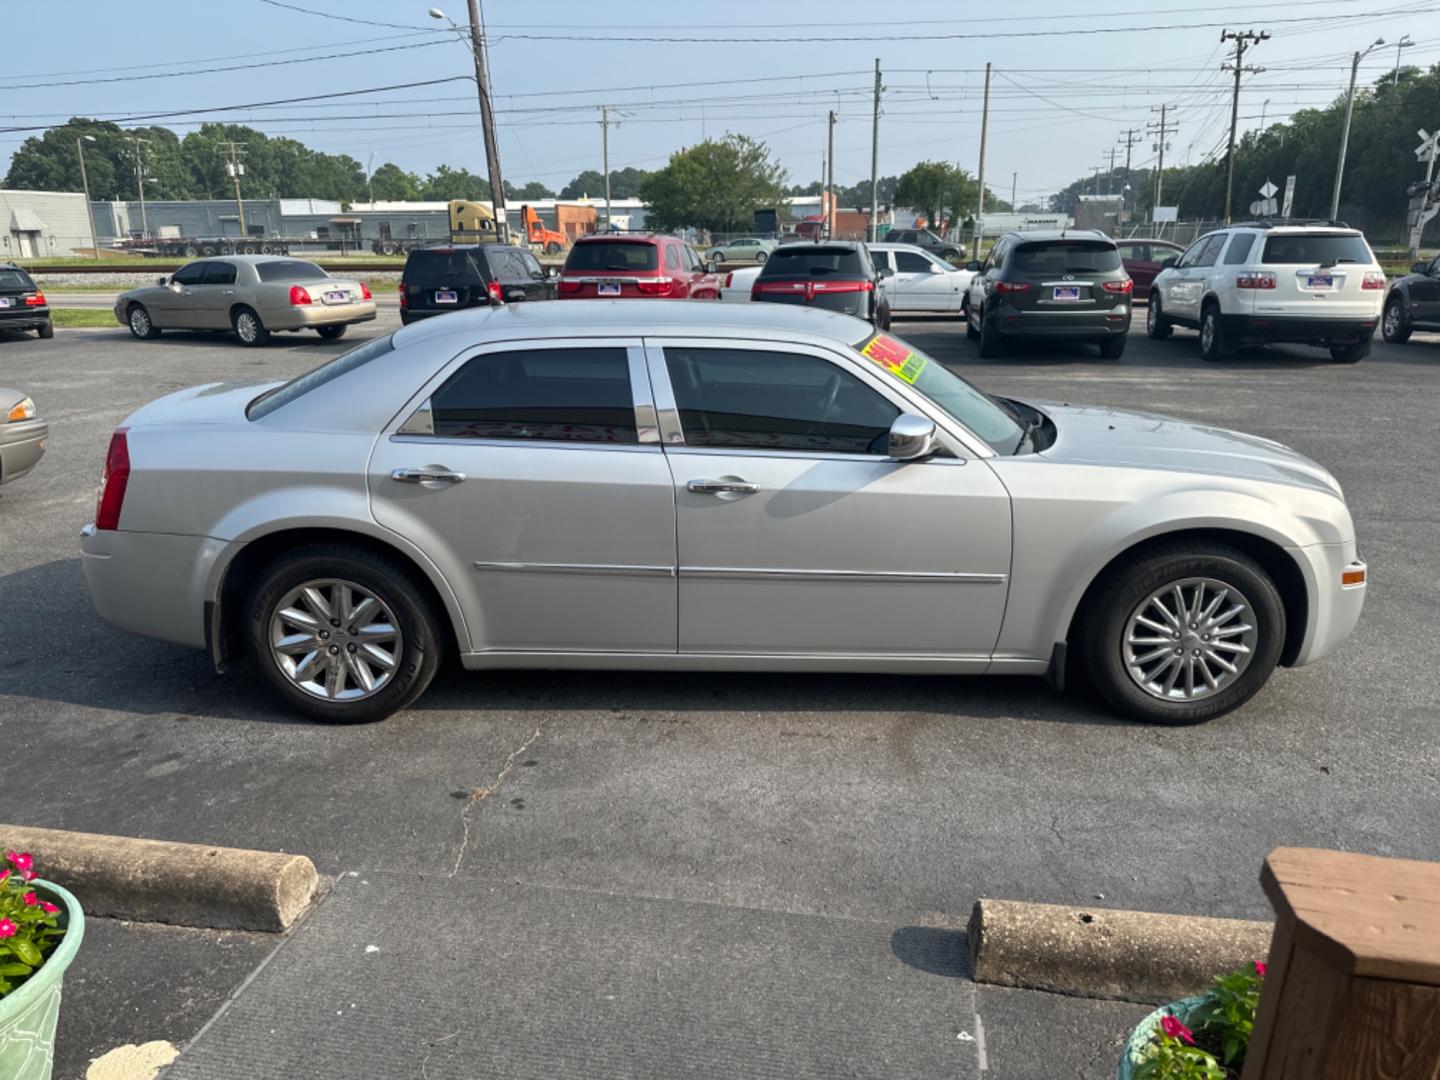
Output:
top-left (392, 467), bottom-right (466, 485)
top-left (687, 478), bottom-right (759, 495)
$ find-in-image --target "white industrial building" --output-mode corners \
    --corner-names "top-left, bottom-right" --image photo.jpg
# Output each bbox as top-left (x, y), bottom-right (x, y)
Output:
top-left (0, 190), bottom-right (97, 258)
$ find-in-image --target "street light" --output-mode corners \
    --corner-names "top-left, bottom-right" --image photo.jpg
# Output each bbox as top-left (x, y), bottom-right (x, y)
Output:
top-left (1393, 34), bottom-right (1414, 85)
top-left (430, 4), bottom-right (510, 243)
top-left (76, 134), bottom-right (100, 260)
top-left (1329, 37), bottom-right (1385, 219)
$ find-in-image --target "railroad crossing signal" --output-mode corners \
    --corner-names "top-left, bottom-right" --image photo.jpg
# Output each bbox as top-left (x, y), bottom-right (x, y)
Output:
top-left (1417, 128), bottom-right (1439, 162)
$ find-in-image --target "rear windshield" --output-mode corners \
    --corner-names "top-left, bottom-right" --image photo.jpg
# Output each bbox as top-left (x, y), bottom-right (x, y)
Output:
top-left (1009, 241), bottom-right (1120, 274)
top-left (566, 241), bottom-right (659, 272)
top-left (247, 334), bottom-right (395, 420)
top-left (1260, 234), bottom-right (1373, 266)
top-left (405, 249), bottom-right (488, 284)
top-left (762, 246), bottom-right (867, 277)
top-left (0, 268), bottom-right (35, 290)
top-left (255, 260), bottom-right (328, 283)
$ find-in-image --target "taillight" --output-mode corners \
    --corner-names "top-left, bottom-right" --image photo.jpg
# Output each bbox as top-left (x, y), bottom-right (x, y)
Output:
top-left (398, 283), bottom-right (407, 308)
top-left (723, 273), bottom-right (734, 289)
top-left (558, 279), bottom-right (583, 294)
top-left (488, 280), bottom-right (503, 303)
top-left (1102, 279), bottom-right (1134, 294)
top-left (635, 278), bottom-right (674, 295)
top-left (995, 281), bottom-right (1031, 294)
top-left (95, 428), bottom-right (130, 531)
top-left (24, 292), bottom-right (46, 306)
top-left (1361, 271), bottom-right (1386, 290)
top-left (289, 285), bottom-right (312, 305)
top-left (1236, 272), bottom-right (1275, 289)
top-left (359, 282), bottom-right (372, 300)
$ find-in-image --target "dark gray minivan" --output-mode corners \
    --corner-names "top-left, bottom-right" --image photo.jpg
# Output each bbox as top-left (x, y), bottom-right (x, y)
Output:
top-left (964, 230), bottom-right (1132, 358)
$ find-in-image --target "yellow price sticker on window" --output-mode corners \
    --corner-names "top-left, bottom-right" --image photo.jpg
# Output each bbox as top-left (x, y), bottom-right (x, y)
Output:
top-left (861, 334), bottom-right (928, 384)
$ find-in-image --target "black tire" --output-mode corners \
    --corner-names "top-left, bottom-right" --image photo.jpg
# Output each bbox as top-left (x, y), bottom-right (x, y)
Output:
top-left (317, 324), bottom-right (347, 341)
top-left (1198, 302), bottom-right (1232, 361)
top-left (964, 299), bottom-right (979, 339)
top-left (36, 320), bottom-right (54, 340)
top-left (200, 243), bottom-right (218, 257)
top-left (1076, 542), bottom-right (1285, 725)
top-left (126, 303), bottom-right (161, 340)
top-left (1146, 295), bottom-right (1173, 340)
top-left (183, 245), bottom-right (199, 258)
top-left (756, 251), bottom-right (768, 262)
top-left (977, 311), bottom-right (1004, 358)
top-left (545, 241), bottom-right (562, 255)
top-left (1098, 333), bottom-right (1127, 360)
top-left (875, 300), bottom-right (891, 331)
top-left (260, 244), bottom-right (274, 255)
top-left (1381, 295), bottom-right (1411, 344)
top-left (244, 545), bottom-right (444, 723)
top-left (242, 244), bottom-right (257, 255)
top-left (1329, 338), bottom-right (1370, 363)
top-left (233, 306), bottom-right (270, 347)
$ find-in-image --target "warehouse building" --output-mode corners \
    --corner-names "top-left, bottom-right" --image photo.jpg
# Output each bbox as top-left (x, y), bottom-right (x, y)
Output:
top-left (0, 190), bottom-right (98, 258)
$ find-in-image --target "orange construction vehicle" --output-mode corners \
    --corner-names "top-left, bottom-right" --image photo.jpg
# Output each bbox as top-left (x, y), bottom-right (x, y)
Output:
top-left (520, 205), bottom-right (568, 253)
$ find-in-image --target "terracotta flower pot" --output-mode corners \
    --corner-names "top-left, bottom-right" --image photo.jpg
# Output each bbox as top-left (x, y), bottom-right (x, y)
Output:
top-left (0, 881), bottom-right (84, 1080)
top-left (1116, 993), bottom-right (1214, 1080)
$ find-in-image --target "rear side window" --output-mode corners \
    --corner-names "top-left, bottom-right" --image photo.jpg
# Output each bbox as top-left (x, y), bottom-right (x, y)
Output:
top-left (485, 249), bottom-right (528, 281)
top-left (201, 261), bottom-right (238, 285)
top-left (566, 241), bottom-right (659, 272)
top-left (1222, 234), bottom-right (1256, 265)
top-left (255, 260), bottom-right (327, 283)
top-left (248, 334), bottom-right (395, 420)
top-left (406, 250), bottom-right (488, 284)
top-left (664, 246), bottom-right (681, 270)
top-left (430, 347), bottom-right (637, 444)
top-left (0, 268), bottom-right (36, 290)
top-left (1009, 241), bottom-right (1120, 274)
top-left (762, 247), bottom-right (865, 277)
top-left (1261, 234), bottom-right (1373, 266)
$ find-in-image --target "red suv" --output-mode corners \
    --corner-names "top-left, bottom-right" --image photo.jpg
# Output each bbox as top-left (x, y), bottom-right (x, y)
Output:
top-left (558, 234), bottom-right (720, 300)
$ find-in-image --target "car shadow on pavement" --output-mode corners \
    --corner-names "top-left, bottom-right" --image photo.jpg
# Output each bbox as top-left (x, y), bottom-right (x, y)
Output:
top-left (890, 925), bottom-right (971, 978)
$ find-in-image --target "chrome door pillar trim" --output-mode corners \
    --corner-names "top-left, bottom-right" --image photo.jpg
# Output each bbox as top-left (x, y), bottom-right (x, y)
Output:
top-left (640, 341), bottom-right (685, 445)
top-left (678, 566), bottom-right (1007, 584)
top-left (472, 560), bottom-right (675, 578)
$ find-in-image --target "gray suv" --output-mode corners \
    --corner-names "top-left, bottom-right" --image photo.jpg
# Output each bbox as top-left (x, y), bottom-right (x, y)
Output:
top-left (964, 230), bottom-right (1133, 358)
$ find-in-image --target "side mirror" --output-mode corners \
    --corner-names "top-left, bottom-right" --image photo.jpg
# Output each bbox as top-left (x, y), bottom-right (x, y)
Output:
top-left (1161, 257), bottom-right (1178, 270)
top-left (877, 265), bottom-right (894, 278)
top-left (888, 414), bottom-right (939, 462)
top-left (706, 260), bottom-right (719, 274)
top-left (929, 263), bottom-right (946, 273)
top-left (965, 260), bottom-right (982, 272)
top-left (155, 275), bottom-right (168, 286)
top-left (1413, 261), bottom-right (1429, 274)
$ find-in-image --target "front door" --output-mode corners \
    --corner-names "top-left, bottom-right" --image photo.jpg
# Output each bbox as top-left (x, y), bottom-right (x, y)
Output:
top-left (369, 339), bottom-right (678, 654)
top-left (647, 339), bottom-right (1012, 661)
top-left (893, 249), bottom-right (963, 311)
top-left (148, 261), bottom-right (206, 328)
top-left (1168, 234), bottom-right (1225, 322)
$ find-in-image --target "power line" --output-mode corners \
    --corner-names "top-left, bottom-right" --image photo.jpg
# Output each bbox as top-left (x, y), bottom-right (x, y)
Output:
top-left (253, 0), bottom-right (450, 32)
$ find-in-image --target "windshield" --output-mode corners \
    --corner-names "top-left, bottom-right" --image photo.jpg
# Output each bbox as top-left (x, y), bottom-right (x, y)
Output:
top-left (763, 246), bottom-right (867, 277)
top-left (1261, 234), bottom-right (1372, 266)
top-left (256, 260), bottom-right (328, 283)
top-left (1010, 241), bottom-right (1120, 274)
top-left (565, 241), bottom-right (659, 272)
top-left (405, 250), bottom-right (486, 284)
top-left (853, 331), bottom-right (1026, 454)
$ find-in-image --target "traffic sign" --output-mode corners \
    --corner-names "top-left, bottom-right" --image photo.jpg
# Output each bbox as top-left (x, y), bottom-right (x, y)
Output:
top-left (1259, 180), bottom-right (1278, 199)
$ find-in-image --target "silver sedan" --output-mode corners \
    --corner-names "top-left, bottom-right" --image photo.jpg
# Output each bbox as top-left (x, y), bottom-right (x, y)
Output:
top-left (114, 255), bottom-right (377, 346)
top-left (79, 302), bottom-right (1366, 724)
top-left (0, 389), bottom-right (46, 486)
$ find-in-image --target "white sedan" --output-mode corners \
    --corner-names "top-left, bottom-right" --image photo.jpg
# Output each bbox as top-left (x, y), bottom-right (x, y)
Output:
top-left (718, 265), bottom-right (763, 302)
top-left (870, 243), bottom-right (974, 315)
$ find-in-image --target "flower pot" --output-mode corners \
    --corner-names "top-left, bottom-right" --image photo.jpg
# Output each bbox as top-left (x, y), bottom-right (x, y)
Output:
top-left (0, 881), bottom-right (84, 1080)
top-left (1115, 993), bottom-right (1214, 1080)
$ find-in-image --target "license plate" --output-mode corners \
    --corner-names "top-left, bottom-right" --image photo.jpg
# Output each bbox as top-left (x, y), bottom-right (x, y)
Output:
top-left (598, 282), bottom-right (622, 296)
top-left (0, 298), bottom-right (11, 308)
top-left (324, 290), bottom-right (348, 304)
top-left (1052, 286), bottom-right (1081, 301)
top-left (1307, 273), bottom-right (1333, 289)
top-left (434, 290), bottom-right (458, 304)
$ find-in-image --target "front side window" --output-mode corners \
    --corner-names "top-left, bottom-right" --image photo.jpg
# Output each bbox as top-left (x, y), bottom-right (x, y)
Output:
top-left (172, 262), bottom-right (208, 286)
top-left (1177, 237), bottom-right (1211, 269)
top-left (895, 250), bottom-right (933, 274)
top-left (1222, 233), bottom-right (1256, 265)
top-left (256, 260), bottom-right (327, 283)
top-left (430, 347), bottom-right (637, 444)
top-left (664, 347), bottom-right (899, 455)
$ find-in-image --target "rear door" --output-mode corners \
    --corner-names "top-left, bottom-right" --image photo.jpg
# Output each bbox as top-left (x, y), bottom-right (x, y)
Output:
top-left (1117, 242), bottom-right (1156, 296)
top-left (1255, 232), bottom-right (1379, 320)
top-left (1412, 256), bottom-right (1440, 325)
top-left (487, 249), bottom-right (541, 303)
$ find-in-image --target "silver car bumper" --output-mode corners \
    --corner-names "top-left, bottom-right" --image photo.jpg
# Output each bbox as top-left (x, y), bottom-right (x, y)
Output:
top-left (0, 418), bottom-right (47, 484)
top-left (80, 524), bottom-right (227, 650)
top-left (267, 301), bottom-right (378, 331)
top-left (1289, 542), bottom-right (1367, 667)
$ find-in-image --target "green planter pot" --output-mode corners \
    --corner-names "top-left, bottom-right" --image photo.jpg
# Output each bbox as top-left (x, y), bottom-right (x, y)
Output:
top-left (1116, 993), bottom-right (1214, 1080)
top-left (0, 881), bottom-right (84, 1080)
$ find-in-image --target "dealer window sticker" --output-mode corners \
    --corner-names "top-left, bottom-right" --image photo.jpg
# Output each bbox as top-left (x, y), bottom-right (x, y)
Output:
top-left (860, 334), bottom-right (928, 384)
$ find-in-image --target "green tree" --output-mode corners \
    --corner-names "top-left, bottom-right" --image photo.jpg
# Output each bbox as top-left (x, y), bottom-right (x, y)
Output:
top-left (420, 164), bottom-right (489, 201)
top-left (504, 179), bottom-right (555, 200)
top-left (640, 134), bottom-right (787, 233)
top-left (895, 161), bottom-right (984, 230)
top-left (369, 162), bottom-right (422, 201)
top-left (560, 169), bottom-right (605, 199)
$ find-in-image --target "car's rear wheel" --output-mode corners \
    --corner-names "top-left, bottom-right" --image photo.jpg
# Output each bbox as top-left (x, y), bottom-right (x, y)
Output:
top-left (36, 320), bottom-right (54, 340)
top-left (1198, 303), bottom-right (1233, 360)
top-left (1329, 339), bottom-right (1369, 363)
top-left (1146, 295), bottom-right (1173, 339)
top-left (977, 312), bottom-right (1004, 358)
top-left (1077, 542), bottom-right (1284, 724)
top-left (1381, 296), bottom-right (1411, 344)
top-left (233, 306), bottom-right (271, 347)
top-left (317, 324), bottom-right (347, 341)
top-left (245, 546), bottom-right (443, 723)
top-left (1098, 333), bottom-right (1127, 359)
top-left (127, 303), bottom-right (161, 340)
top-left (964, 298), bottom-right (979, 339)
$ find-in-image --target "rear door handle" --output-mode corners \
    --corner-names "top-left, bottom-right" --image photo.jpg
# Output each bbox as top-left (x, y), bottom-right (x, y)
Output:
top-left (392, 468), bottom-right (466, 485)
top-left (687, 478), bottom-right (759, 495)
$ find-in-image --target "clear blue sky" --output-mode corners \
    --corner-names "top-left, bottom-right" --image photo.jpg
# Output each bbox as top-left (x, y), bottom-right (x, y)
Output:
top-left (1, 1), bottom-right (1433, 205)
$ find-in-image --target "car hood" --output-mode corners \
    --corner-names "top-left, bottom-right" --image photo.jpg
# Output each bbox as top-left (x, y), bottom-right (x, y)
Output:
top-left (1030, 400), bottom-right (1342, 497)
top-left (122, 378), bottom-right (282, 428)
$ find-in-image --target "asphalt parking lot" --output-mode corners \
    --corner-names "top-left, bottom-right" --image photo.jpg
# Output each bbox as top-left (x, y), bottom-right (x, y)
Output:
top-left (2, 308), bottom-right (1437, 1078)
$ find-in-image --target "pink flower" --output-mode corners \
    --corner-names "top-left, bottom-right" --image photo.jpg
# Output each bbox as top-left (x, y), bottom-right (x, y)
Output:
top-left (21, 892), bottom-right (37, 906)
top-left (1160, 1015), bottom-right (1194, 1044)
top-left (5, 852), bottom-right (31, 873)
top-left (0, 869), bottom-right (8, 883)
top-left (18, 870), bottom-right (35, 883)
top-left (0, 919), bottom-right (14, 939)
top-left (39, 902), bottom-right (59, 915)
top-left (1254, 961), bottom-right (1267, 977)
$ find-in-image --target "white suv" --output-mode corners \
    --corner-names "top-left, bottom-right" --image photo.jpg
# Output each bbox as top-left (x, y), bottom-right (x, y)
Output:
top-left (1147, 222), bottom-right (1385, 362)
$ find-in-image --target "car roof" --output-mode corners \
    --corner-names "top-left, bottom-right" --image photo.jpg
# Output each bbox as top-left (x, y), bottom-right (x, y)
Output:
top-left (195, 254), bottom-right (326, 264)
top-left (407, 244), bottom-right (527, 253)
top-left (773, 240), bottom-right (866, 251)
top-left (574, 232), bottom-right (671, 243)
top-left (1003, 229), bottom-right (1111, 243)
top-left (869, 242), bottom-right (944, 252)
top-left (391, 298), bottom-right (872, 351)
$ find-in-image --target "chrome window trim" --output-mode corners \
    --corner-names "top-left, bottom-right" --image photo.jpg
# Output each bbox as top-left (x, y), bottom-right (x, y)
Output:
top-left (663, 445), bottom-right (964, 465)
top-left (390, 434), bottom-right (660, 454)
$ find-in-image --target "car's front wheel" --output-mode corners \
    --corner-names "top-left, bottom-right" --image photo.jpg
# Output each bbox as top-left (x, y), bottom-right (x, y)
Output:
top-left (127, 303), bottom-right (161, 340)
top-left (1077, 542), bottom-right (1285, 724)
top-left (1381, 295), bottom-right (1411, 344)
top-left (245, 545), bottom-right (444, 723)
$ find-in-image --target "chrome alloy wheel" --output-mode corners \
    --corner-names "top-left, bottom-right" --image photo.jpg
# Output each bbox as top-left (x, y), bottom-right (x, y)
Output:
top-left (129, 307), bottom-right (150, 335)
top-left (1147, 301), bottom-right (1159, 333)
top-left (1200, 311), bottom-right (1216, 353)
top-left (1383, 299), bottom-right (1401, 338)
top-left (268, 579), bottom-right (403, 701)
top-left (235, 311), bottom-right (259, 343)
top-left (1122, 577), bottom-right (1257, 701)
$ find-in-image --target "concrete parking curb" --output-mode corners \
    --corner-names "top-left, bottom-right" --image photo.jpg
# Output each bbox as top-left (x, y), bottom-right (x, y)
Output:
top-left (968, 899), bottom-right (1273, 1004)
top-left (0, 825), bottom-right (318, 933)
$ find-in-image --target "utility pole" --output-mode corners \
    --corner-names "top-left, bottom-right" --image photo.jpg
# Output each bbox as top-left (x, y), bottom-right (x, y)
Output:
top-left (1331, 38), bottom-right (1386, 220)
top-left (220, 141), bottom-right (248, 237)
top-left (869, 58), bottom-right (881, 242)
top-left (600, 105), bottom-right (611, 230)
top-left (1221, 29), bottom-right (1269, 224)
top-left (826, 109), bottom-right (836, 240)
top-left (1107, 145), bottom-right (1118, 194)
top-left (1148, 104), bottom-right (1174, 210)
top-left (1011, 171), bottom-right (1017, 209)
top-left (131, 136), bottom-right (151, 240)
top-left (434, 4), bottom-right (509, 242)
top-left (76, 135), bottom-right (99, 260)
top-left (974, 61), bottom-right (991, 258)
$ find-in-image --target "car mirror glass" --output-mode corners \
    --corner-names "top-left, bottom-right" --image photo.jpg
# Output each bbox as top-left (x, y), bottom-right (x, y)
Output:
top-left (929, 263), bottom-right (946, 273)
top-left (878, 265), bottom-right (894, 278)
top-left (706, 261), bottom-right (719, 274)
top-left (888, 414), bottom-right (938, 462)
top-left (156, 276), bottom-right (168, 286)
top-left (965, 260), bottom-right (982, 272)
top-left (1161, 257), bottom-right (1178, 269)
top-left (1413, 261), bottom-right (1429, 274)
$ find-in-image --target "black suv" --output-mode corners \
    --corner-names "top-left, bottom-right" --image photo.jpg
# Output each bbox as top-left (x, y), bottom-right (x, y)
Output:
top-left (1381, 252), bottom-right (1440, 345)
top-left (886, 228), bottom-right (966, 262)
top-left (964, 230), bottom-right (1132, 358)
top-left (0, 264), bottom-right (52, 339)
top-left (400, 244), bottom-right (554, 324)
top-left (751, 241), bottom-right (892, 329)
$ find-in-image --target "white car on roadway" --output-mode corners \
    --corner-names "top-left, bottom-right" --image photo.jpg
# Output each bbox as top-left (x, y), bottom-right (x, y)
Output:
top-left (869, 243), bottom-right (974, 315)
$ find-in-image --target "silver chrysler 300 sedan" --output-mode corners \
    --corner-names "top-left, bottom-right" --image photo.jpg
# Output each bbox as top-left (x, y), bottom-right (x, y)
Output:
top-left (114, 255), bottom-right (377, 346)
top-left (80, 302), bottom-right (1366, 724)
